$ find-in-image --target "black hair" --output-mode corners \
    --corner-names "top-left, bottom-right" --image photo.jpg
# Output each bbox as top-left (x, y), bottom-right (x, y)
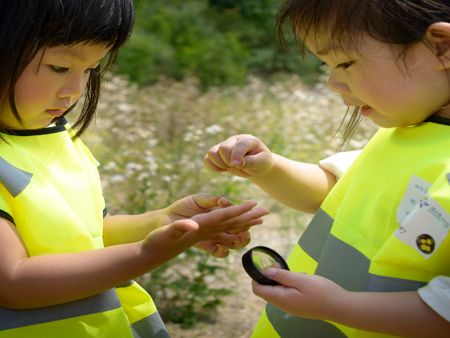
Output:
top-left (0, 0), bottom-right (135, 137)
top-left (275, 0), bottom-right (450, 146)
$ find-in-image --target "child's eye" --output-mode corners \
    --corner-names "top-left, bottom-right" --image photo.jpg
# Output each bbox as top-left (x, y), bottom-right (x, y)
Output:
top-left (335, 61), bottom-right (354, 70)
top-left (50, 65), bottom-right (69, 73)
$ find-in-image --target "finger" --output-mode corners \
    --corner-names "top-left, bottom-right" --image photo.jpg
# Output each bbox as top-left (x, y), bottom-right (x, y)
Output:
top-left (192, 193), bottom-right (221, 209)
top-left (219, 208), bottom-right (269, 231)
top-left (193, 200), bottom-right (258, 225)
top-left (212, 244), bottom-right (229, 258)
top-left (214, 135), bottom-right (244, 168)
top-left (215, 232), bottom-right (241, 244)
top-left (234, 230), bottom-right (251, 248)
top-left (206, 145), bottom-right (230, 170)
top-left (195, 241), bottom-right (230, 258)
top-left (230, 136), bottom-right (262, 168)
top-left (203, 155), bottom-right (228, 172)
top-left (261, 268), bottom-right (307, 289)
top-left (195, 240), bottom-right (219, 254)
top-left (171, 219), bottom-right (200, 237)
top-left (251, 279), bottom-right (298, 304)
top-left (217, 197), bottom-right (232, 208)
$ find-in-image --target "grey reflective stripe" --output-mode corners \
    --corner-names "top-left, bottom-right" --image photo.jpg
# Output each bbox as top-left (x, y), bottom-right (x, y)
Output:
top-left (268, 208), bottom-right (429, 337)
top-left (314, 234), bottom-right (427, 292)
top-left (131, 311), bottom-right (170, 338)
top-left (298, 208), bottom-right (334, 261)
top-left (0, 156), bottom-right (32, 197)
top-left (266, 304), bottom-right (347, 338)
top-left (0, 288), bottom-right (121, 330)
top-left (366, 273), bottom-right (426, 291)
top-left (447, 173), bottom-right (450, 184)
top-left (315, 234), bottom-right (370, 291)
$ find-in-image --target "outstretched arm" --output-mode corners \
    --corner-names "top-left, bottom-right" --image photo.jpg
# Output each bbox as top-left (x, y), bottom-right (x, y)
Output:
top-left (0, 201), bottom-right (268, 309)
top-left (103, 194), bottom-right (262, 256)
top-left (204, 134), bottom-right (336, 214)
top-left (252, 268), bottom-right (450, 338)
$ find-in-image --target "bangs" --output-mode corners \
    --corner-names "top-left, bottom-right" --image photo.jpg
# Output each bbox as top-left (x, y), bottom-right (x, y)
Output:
top-left (38, 0), bottom-right (134, 65)
top-left (277, 0), bottom-right (370, 54)
top-left (276, 0), bottom-right (447, 54)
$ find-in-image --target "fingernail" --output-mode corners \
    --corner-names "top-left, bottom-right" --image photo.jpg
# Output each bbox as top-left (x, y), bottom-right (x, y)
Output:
top-left (264, 268), bottom-right (277, 277)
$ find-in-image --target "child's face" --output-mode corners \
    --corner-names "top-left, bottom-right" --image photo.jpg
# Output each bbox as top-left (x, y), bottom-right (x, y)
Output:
top-left (1, 43), bottom-right (110, 130)
top-left (307, 33), bottom-right (450, 127)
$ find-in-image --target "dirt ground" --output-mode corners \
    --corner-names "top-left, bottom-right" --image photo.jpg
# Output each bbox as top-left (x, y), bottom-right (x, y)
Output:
top-left (166, 212), bottom-right (309, 338)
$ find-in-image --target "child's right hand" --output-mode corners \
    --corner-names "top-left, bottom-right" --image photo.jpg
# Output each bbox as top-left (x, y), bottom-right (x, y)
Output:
top-left (141, 200), bottom-right (269, 265)
top-left (204, 134), bottom-right (273, 178)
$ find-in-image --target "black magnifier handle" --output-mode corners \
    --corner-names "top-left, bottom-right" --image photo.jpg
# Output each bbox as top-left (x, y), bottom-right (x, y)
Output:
top-left (242, 246), bottom-right (290, 285)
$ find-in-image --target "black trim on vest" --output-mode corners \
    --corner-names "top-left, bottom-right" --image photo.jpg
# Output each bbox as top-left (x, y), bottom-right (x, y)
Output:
top-left (103, 208), bottom-right (108, 218)
top-left (0, 210), bottom-right (14, 225)
top-left (0, 118), bottom-right (68, 136)
top-left (425, 115), bottom-right (450, 126)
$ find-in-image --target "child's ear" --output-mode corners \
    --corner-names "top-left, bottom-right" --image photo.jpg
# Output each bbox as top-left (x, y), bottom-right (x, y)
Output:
top-left (427, 22), bottom-right (450, 69)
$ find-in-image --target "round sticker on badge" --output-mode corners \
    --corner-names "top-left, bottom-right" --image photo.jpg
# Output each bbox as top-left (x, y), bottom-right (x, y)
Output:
top-left (416, 234), bottom-right (435, 254)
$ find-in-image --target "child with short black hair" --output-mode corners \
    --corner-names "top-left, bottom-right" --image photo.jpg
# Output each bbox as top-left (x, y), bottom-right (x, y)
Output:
top-left (205, 0), bottom-right (450, 336)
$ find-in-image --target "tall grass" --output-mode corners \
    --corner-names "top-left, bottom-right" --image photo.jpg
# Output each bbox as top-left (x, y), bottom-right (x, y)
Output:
top-left (82, 74), bottom-right (376, 326)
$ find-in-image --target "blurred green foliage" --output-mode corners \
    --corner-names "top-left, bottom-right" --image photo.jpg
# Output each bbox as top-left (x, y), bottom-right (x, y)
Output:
top-left (116, 0), bottom-right (322, 89)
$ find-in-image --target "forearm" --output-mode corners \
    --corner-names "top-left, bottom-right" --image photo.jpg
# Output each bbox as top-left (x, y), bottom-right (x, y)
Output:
top-left (103, 210), bottom-right (169, 246)
top-left (333, 291), bottom-right (450, 337)
top-left (250, 154), bottom-right (336, 213)
top-left (1, 241), bottom-right (162, 309)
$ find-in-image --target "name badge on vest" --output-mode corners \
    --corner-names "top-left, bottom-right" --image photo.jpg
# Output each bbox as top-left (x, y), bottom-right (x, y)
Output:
top-left (395, 176), bottom-right (450, 258)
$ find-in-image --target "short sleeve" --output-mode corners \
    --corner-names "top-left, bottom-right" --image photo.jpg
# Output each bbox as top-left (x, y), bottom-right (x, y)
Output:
top-left (418, 276), bottom-right (450, 322)
top-left (319, 150), bottom-right (362, 180)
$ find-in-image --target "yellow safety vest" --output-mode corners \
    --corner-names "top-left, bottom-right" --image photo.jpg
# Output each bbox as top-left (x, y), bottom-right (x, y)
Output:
top-left (0, 121), bottom-right (169, 338)
top-left (252, 118), bottom-right (450, 338)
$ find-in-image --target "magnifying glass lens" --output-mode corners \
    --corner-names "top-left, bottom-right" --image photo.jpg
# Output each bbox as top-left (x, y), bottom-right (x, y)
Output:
top-left (251, 249), bottom-right (283, 270)
top-left (242, 246), bottom-right (289, 285)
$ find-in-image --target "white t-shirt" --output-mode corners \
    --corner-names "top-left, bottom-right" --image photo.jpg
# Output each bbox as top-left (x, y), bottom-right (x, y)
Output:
top-left (418, 276), bottom-right (450, 322)
top-left (319, 150), bottom-right (362, 180)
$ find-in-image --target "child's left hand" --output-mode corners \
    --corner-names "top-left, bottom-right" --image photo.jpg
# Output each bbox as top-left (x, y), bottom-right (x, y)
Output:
top-left (252, 268), bottom-right (347, 320)
top-left (166, 194), bottom-right (261, 257)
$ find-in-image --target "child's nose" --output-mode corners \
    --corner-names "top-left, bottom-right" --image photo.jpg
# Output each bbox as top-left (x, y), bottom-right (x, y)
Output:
top-left (327, 75), bottom-right (351, 95)
top-left (57, 74), bottom-right (88, 101)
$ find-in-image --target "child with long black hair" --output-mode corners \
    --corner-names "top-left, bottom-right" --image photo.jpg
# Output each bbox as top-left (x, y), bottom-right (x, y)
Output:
top-left (0, 1), bottom-right (268, 337)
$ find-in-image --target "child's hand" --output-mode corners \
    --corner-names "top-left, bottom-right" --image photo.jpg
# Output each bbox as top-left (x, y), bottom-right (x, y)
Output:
top-left (165, 193), bottom-right (263, 257)
top-left (251, 268), bottom-right (347, 321)
top-left (142, 201), bottom-right (269, 263)
top-left (165, 193), bottom-right (231, 222)
top-left (204, 134), bottom-right (273, 178)
top-left (194, 230), bottom-right (251, 258)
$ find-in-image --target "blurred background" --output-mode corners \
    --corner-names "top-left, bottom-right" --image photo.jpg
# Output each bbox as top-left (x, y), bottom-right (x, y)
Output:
top-left (81, 1), bottom-right (377, 337)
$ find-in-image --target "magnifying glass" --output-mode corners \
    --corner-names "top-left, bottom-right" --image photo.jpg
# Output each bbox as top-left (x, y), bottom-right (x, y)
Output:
top-left (242, 246), bottom-right (290, 285)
